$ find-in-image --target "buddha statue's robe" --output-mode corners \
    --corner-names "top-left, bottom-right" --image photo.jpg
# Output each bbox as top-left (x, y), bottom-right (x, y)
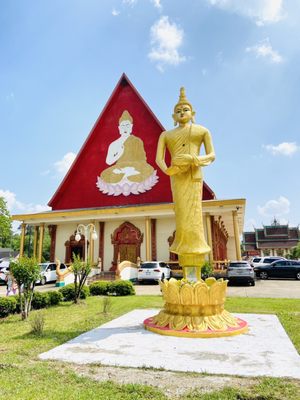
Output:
top-left (100, 135), bottom-right (154, 184)
top-left (156, 124), bottom-right (215, 262)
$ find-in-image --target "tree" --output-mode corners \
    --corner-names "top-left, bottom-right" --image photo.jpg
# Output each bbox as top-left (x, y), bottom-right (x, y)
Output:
top-left (10, 256), bottom-right (41, 320)
top-left (0, 197), bottom-right (12, 248)
top-left (11, 233), bottom-right (21, 251)
top-left (287, 243), bottom-right (300, 260)
top-left (71, 254), bottom-right (91, 304)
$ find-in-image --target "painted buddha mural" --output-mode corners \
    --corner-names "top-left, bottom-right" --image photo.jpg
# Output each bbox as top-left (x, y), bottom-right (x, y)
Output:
top-left (97, 110), bottom-right (158, 196)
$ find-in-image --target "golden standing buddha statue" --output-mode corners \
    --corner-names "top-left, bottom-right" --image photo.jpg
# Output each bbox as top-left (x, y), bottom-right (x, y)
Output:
top-left (143, 88), bottom-right (248, 337)
top-left (156, 87), bottom-right (215, 280)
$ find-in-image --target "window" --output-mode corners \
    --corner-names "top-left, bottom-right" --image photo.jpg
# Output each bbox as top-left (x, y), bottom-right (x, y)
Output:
top-left (264, 258), bottom-right (279, 263)
top-left (253, 258), bottom-right (261, 263)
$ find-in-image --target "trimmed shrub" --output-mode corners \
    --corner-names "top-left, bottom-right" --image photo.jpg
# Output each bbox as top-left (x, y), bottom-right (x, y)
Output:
top-left (31, 291), bottom-right (49, 310)
top-left (89, 281), bottom-right (111, 296)
top-left (201, 261), bottom-right (214, 280)
top-left (47, 290), bottom-right (63, 306)
top-left (0, 297), bottom-right (17, 318)
top-left (110, 280), bottom-right (135, 296)
top-left (59, 284), bottom-right (90, 301)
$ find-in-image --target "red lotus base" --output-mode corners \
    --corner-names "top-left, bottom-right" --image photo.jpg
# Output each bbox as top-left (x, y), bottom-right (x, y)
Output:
top-left (143, 317), bottom-right (248, 338)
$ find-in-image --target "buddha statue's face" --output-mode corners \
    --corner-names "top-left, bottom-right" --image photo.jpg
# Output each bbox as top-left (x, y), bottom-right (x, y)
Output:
top-left (173, 104), bottom-right (194, 125)
top-left (118, 120), bottom-right (133, 137)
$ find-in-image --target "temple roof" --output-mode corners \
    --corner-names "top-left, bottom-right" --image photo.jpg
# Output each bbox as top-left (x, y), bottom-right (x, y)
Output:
top-left (243, 223), bottom-right (300, 250)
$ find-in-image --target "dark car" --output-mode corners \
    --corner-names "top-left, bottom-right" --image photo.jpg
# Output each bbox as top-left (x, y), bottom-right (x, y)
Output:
top-left (254, 259), bottom-right (300, 280)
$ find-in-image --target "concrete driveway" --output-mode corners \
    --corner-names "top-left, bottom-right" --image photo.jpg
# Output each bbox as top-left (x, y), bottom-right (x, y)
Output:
top-left (1, 279), bottom-right (299, 298)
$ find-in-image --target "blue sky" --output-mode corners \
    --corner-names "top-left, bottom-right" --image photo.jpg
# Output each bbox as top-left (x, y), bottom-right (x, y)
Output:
top-left (1, 0), bottom-right (299, 232)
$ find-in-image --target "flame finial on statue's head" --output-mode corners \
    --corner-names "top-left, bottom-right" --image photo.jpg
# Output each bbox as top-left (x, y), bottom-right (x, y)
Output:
top-left (173, 87), bottom-right (193, 112)
top-left (119, 110), bottom-right (133, 124)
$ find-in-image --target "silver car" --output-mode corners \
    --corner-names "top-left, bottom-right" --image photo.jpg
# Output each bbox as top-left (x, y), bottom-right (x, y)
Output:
top-left (137, 261), bottom-right (171, 283)
top-left (227, 261), bottom-right (255, 286)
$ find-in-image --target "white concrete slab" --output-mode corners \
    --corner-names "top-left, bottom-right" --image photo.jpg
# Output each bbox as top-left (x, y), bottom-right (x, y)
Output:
top-left (39, 309), bottom-right (300, 379)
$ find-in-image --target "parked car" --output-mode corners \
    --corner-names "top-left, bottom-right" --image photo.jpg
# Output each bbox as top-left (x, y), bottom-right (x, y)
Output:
top-left (137, 261), bottom-right (171, 283)
top-left (0, 267), bottom-right (9, 284)
top-left (36, 262), bottom-right (67, 285)
top-left (250, 256), bottom-right (286, 268)
top-left (227, 261), bottom-right (255, 286)
top-left (254, 259), bottom-right (300, 280)
top-left (0, 260), bottom-right (10, 284)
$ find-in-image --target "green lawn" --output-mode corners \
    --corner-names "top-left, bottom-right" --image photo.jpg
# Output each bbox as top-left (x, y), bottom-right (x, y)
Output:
top-left (0, 295), bottom-right (299, 399)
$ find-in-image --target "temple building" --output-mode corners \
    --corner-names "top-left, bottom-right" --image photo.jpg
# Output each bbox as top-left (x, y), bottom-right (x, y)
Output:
top-left (243, 219), bottom-right (300, 258)
top-left (12, 74), bottom-right (245, 274)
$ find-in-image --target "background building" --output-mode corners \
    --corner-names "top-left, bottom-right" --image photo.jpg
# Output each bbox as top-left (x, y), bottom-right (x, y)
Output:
top-left (243, 218), bottom-right (300, 258)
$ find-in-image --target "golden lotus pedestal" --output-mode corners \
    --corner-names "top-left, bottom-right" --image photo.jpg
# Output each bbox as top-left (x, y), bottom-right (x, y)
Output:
top-left (144, 278), bottom-right (248, 338)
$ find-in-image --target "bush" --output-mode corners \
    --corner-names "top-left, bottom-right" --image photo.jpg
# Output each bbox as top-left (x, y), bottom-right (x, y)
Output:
top-left (31, 292), bottom-right (50, 310)
top-left (0, 297), bottom-right (17, 318)
top-left (110, 280), bottom-right (135, 296)
top-left (59, 283), bottom-right (90, 301)
top-left (89, 281), bottom-right (111, 296)
top-left (47, 290), bottom-right (63, 306)
top-left (201, 261), bottom-right (214, 279)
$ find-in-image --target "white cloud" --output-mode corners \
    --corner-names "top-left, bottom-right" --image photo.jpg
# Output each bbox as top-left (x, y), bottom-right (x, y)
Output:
top-left (148, 16), bottom-right (186, 71)
top-left (258, 196), bottom-right (290, 217)
top-left (0, 190), bottom-right (22, 211)
top-left (207, 0), bottom-right (284, 25)
top-left (122, 0), bottom-right (161, 8)
top-left (246, 38), bottom-right (283, 63)
top-left (6, 92), bottom-right (15, 102)
top-left (54, 152), bottom-right (76, 175)
top-left (40, 169), bottom-right (50, 176)
top-left (122, 0), bottom-right (137, 5)
top-left (112, 8), bottom-right (120, 16)
top-left (263, 142), bottom-right (299, 156)
top-left (0, 189), bottom-right (50, 215)
top-left (151, 0), bottom-right (162, 9)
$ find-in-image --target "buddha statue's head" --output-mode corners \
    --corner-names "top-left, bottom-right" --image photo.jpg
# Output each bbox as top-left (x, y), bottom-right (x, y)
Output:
top-left (172, 87), bottom-right (195, 126)
top-left (118, 110), bottom-right (133, 137)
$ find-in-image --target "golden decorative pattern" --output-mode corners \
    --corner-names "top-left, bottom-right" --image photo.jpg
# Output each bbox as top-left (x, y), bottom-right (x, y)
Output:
top-left (151, 278), bottom-right (240, 332)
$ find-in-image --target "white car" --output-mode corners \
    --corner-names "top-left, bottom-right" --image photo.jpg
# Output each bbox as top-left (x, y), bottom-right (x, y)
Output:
top-left (251, 256), bottom-right (286, 268)
top-left (0, 260), bottom-right (10, 283)
top-left (36, 262), bottom-right (67, 285)
top-left (138, 261), bottom-right (171, 283)
top-left (227, 261), bottom-right (255, 286)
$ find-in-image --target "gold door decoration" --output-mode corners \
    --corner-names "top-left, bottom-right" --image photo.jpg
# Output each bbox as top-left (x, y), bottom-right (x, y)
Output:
top-left (111, 221), bottom-right (143, 270)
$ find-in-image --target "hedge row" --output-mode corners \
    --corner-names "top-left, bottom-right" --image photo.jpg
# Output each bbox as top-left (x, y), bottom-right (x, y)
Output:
top-left (89, 280), bottom-right (135, 296)
top-left (59, 280), bottom-right (135, 299)
top-left (0, 290), bottom-right (62, 318)
top-left (0, 280), bottom-right (135, 319)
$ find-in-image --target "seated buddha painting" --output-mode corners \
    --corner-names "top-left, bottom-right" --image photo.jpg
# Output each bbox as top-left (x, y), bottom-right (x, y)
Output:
top-left (97, 110), bottom-right (158, 196)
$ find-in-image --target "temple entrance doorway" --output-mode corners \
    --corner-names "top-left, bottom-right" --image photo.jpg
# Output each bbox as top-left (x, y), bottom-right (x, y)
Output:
top-left (65, 233), bottom-right (87, 264)
top-left (111, 221), bottom-right (143, 271)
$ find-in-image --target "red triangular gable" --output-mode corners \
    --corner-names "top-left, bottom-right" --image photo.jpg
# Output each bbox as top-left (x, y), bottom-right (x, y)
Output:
top-left (49, 74), bottom-right (214, 210)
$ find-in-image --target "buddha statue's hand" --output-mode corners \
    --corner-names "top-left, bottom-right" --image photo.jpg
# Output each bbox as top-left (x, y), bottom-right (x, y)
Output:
top-left (165, 166), bottom-right (181, 176)
top-left (172, 154), bottom-right (193, 166)
top-left (194, 154), bottom-right (215, 167)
